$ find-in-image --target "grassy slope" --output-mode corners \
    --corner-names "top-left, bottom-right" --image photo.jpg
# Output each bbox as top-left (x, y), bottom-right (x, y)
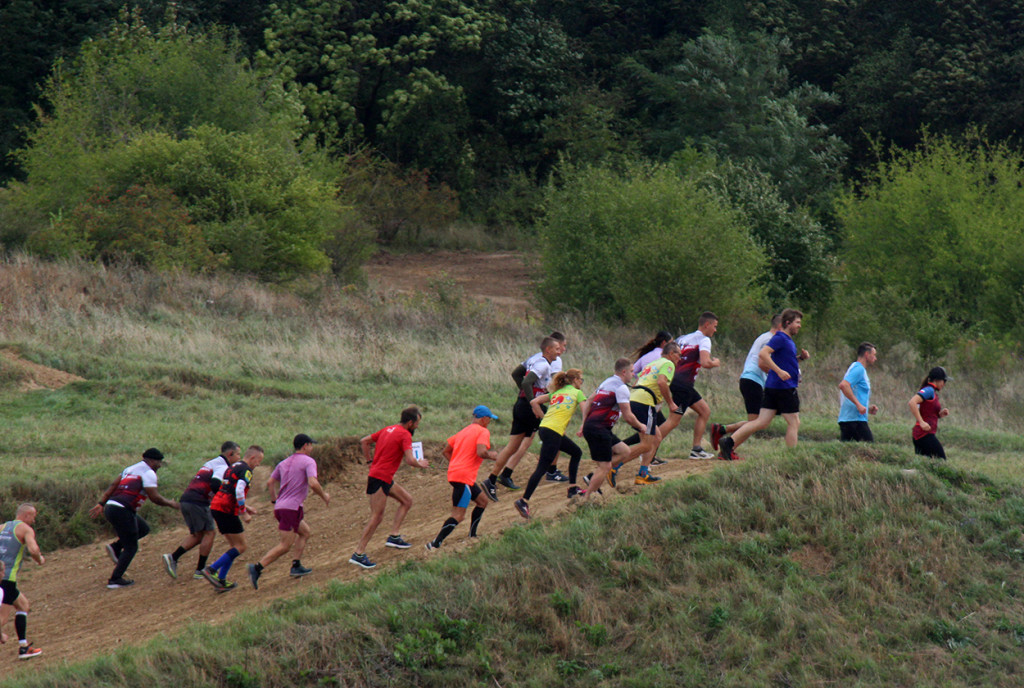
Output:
top-left (2, 257), bottom-right (1024, 686)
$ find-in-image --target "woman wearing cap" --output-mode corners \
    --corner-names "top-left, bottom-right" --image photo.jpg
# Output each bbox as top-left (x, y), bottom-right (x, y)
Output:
top-left (909, 367), bottom-right (951, 458)
top-left (514, 369), bottom-right (587, 519)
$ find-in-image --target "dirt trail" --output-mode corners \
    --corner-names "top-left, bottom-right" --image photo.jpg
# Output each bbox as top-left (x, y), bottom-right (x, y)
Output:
top-left (1, 454), bottom-right (716, 674)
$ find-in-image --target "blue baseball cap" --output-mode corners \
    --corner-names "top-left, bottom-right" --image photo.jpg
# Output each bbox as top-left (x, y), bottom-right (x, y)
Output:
top-left (473, 405), bottom-right (499, 420)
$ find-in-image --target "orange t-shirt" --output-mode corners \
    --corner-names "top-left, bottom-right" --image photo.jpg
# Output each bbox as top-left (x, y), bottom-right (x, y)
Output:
top-left (446, 422), bottom-right (491, 485)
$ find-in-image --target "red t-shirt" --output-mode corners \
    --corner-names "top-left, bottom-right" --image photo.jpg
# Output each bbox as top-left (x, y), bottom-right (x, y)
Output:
top-left (368, 424), bottom-right (414, 482)
top-left (446, 422), bottom-right (491, 485)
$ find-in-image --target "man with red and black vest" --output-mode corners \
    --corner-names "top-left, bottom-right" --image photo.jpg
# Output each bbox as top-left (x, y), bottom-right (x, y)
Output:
top-left (658, 311), bottom-right (722, 459)
top-left (90, 448), bottom-right (179, 589)
top-left (161, 441), bottom-right (240, 581)
top-left (202, 445), bottom-right (264, 591)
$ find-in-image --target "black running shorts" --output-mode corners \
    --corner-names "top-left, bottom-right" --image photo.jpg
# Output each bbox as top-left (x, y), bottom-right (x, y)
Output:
top-left (762, 387), bottom-right (800, 414)
top-left (739, 378), bottom-right (764, 416)
top-left (629, 401), bottom-right (657, 435)
top-left (366, 476), bottom-right (393, 496)
top-left (211, 509), bottom-right (244, 535)
top-left (669, 380), bottom-right (702, 414)
top-left (509, 397), bottom-right (544, 436)
top-left (582, 423), bottom-right (620, 463)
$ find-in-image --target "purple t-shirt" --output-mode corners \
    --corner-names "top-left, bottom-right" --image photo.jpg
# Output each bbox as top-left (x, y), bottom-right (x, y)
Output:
top-left (271, 452), bottom-right (318, 510)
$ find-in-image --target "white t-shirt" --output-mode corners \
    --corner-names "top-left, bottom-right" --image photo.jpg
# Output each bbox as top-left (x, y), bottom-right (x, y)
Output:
top-left (522, 352), bottom-right (553, 398)
top-left (633, 347), bottom-right (663, 376)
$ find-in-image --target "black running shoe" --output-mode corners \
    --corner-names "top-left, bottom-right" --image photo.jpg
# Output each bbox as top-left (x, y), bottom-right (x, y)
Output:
top-left (498, 475), bottom-right (521, 490)
top-left (482, 478), bottom-right (499, 502)
top-left (106, 577), bottom-right (135, 589)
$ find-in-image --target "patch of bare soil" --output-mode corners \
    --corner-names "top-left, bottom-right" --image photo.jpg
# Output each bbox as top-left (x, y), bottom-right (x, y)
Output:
top-left (0, 453), bottom-right (718, 674)
top-left (790, 543), bottom-right (835, 576)
top-left (366, 250), bottom-right (539, 316)
top-left (1, 349), bottom-right (84, 391)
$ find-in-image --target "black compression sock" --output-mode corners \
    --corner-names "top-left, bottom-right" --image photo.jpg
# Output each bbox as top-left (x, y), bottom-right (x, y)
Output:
top-left (500, 467), bottom-right (514, 480)
top-left (171, 546), bottom-right (187, 561)
top-left (434, 517), bottom-right (459, 546)
top-left (469, 507), bottom-right (485, 537)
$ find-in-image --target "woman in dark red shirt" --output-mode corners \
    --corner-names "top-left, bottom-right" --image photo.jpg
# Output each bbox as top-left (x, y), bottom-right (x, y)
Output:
top-left (909, 366), bottom-right (951, 459)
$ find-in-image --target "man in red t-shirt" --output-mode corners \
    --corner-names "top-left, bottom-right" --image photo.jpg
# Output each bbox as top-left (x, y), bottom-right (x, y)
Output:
top-left (425, 405), bottom-right (499, 551)
top-left (349, 406), bottom-right (426, 569)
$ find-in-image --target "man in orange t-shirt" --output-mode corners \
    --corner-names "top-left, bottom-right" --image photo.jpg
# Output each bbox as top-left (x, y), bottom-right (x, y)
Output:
top-left (425, 406), bottom-right (499, 551)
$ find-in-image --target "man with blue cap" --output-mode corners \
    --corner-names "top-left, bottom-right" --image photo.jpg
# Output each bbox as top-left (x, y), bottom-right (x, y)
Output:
top-left (425, 405), bottom-right (500, 551)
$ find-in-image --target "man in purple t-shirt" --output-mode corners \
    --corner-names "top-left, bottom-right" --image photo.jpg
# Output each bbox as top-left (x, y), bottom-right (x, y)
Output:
top-left (718, 309), bottom-right (810, 459)
top-left (248, 434), bottom-right (330, 590)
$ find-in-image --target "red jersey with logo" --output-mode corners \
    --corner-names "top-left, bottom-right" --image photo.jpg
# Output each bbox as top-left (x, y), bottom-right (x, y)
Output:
top-left (210, 461), bottom-right (253, 515)
top-left (368, 424), bottom-right (414, 482)
top-left (108, 461), bottom-right (159, 511)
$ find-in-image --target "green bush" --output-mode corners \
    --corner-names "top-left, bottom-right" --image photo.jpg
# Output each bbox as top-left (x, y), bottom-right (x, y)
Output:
top-left (538, 160), bottom-right (765, 324)
top-left (837, 132), bottom-right (1024, 349)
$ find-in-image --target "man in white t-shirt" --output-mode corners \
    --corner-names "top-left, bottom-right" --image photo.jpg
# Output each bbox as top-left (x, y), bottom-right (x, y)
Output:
top-left (579, 358), bottom-right (647, 497)
top-left (483, 335), bottom-right (561, 499)
top-left (90, 448), bottom-right (180, 589)
top-left (656, 312), bottom-right (721, 459)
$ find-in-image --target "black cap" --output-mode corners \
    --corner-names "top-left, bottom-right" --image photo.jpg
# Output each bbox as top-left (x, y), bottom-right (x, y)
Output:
top-left (293, 433), bottom-right (316, 449)
top-left (142, 448), bottom-right (165, 461)
top-left (928, 366), bottom-right (951, 381)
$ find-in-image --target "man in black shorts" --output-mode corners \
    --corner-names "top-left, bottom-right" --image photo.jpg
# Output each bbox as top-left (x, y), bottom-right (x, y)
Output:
top-left (483, 336), bottom-right (560, 500)
top-left (579, 358), bottom-right (647, 498)
top-left (202, 445), bottom-right (264, 591)
top-left (719, 309), bottom-right (809, 458)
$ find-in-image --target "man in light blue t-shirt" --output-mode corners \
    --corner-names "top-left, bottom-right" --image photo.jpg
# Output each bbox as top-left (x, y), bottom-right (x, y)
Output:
top-left (838, 342), bottom-right (878, 441)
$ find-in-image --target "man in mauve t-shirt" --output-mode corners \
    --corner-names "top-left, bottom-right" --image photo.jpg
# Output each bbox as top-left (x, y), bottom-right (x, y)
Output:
top-left (248, 434), bottom-right (330, 590)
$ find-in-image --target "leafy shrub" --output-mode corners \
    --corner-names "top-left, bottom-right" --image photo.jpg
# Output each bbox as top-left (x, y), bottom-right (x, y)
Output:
top-left (29, 184), bottom-right (216, 271)
top-left (539, 161), bottom-right (765, 324)
top-left (837, 132), bottom-right (1024, 349)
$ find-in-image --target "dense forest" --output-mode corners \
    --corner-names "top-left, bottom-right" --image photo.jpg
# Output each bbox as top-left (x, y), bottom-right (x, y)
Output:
top-left (2, 0), bottom-right (1024, 352)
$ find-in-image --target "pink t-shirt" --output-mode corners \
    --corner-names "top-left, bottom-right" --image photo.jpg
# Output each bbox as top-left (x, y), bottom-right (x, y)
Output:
top-left (271, 452), bottom-right (318, 510)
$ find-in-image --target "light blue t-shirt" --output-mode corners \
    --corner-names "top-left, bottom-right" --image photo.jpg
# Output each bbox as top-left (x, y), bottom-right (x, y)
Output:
top-left (740, 331), bottom-right (774, 386)
top-left (838, 361), bottom-right (871, 422)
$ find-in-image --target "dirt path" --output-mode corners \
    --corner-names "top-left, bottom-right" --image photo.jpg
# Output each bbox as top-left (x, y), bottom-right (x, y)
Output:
top-left (366, 250), bottom-right (539, 316)
top-left (1, 454), bottom-right (717, 674)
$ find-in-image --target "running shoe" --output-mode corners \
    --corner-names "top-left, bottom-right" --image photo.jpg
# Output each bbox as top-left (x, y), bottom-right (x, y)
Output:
top-left (650, 457), bottom-right (667, 466)
top-left (161, 553), bottom-right (178, 579)
top-left (385, 534), bottom-right (412, 549)
top-left (106, 577), bottom-right (135, 589)
top-left (18, 643), bottom-right (42, 660)
top-left (290, 563), bottom-right (313, 577)
top-left (482, 478), bottom-right (499, 502)
top-left (567, 486), bottom-right (586, 499)
top-left (581, 473), bottom-right (602, 495)
top-left (718, 449), bottom-right (744, 461)
top-left (608, 466), bottom-right (619, 488)
top-left (425, 541), bottom-right (437, 552)
top-left (201, 566), bottom-right (225, 590)
top-left (498, 475), bottom-right (521, 490)
top-left (545, 470), bottom-right (569, 482)
top-left (216, 579), bottom-right (237, 593)
top-left (689, 447), bottom-right (715, 460)
top-left (348, 553), bottom-right (376, 569)
top-left (635, 473), bottom-right (662, 485)
top-left (247, 563), bottom-right (261, 590)
top-left (717, 436), bottom-right (735, 461)
top-left (710, 422), bottom-right (725, 451)
top-left (514, 498), bottom-right (531, 519)
top-left (193, 570), bottom-right (206, 580)
top-left (105, 543), bottom-right (119, 564)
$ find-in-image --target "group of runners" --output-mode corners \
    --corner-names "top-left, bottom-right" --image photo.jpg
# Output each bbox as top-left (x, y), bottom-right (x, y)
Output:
top-left (0, 309), bottom-right (954, 659)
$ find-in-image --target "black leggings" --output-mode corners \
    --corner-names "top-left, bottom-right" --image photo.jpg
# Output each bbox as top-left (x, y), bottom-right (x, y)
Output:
top-left (523, 427), bottom-right (582, 500)
top-left (913, 434), bottom-right (946, 459)
top-left (104, 503), bottom-right (150, 579)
